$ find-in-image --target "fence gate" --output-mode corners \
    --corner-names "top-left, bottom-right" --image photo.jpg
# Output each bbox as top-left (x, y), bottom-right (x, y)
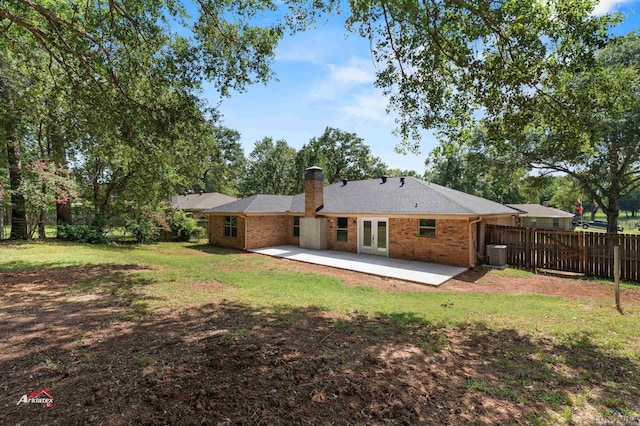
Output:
top-left (486, 225), bottom-right (639, 283)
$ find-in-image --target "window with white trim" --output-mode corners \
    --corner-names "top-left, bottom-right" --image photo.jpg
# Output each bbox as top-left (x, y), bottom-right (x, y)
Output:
top-left (336, 217), bottom-right (348, 242)
top-left (293, 216), bottom-right (301, 237)
top-left (224, 216), bottom-right (237, 237)
top-left (419, 219), bottom-right (436, 237)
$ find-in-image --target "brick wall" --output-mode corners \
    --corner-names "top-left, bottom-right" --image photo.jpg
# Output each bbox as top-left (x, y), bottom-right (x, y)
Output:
top-left (209, 215), bottom-right (300, 250)
top-left (246, 215), bottom-right (291, 249)
top-left (326, 216), bottom-right (357, 253)
top-left (305, 179), bottom-right (323, 217)
top-left (209, 215), bottom-right (245, 250)
top-left (389, 218), bottom-right (472, 267)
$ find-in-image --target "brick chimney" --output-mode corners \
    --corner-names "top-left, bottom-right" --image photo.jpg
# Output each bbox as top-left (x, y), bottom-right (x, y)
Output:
top-left (304, 166), bottom-right (323, 217)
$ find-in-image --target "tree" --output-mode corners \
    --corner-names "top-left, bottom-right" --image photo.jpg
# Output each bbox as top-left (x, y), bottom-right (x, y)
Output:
top-left (337, 0), bottom-right (620, 147)
top-left (511, 34), bottom-right (640, 232)
top-left (387, 168), bottom-right (419, 178)
top-left (294, 127), bottom-right (388, 192)
top-left (1, 1), bottom-right (287, 237)
top-left (239, 137), bottom-right (298, 196)
top-left (0, 1), bottom-right (283, 98)
top-left (425, 126), bottom-right (527, 203)
top-left (200, 126), bottom-right (246, 196)
top-left (620, 190), bottom-right (640, 218)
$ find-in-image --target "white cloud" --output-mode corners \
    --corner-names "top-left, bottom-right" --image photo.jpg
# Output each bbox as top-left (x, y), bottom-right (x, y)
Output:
top-left (341, 91), bottom-right (394, 123)
top-left (592, 0), bottom-right (636, 15)
top-left (308, 57), bottom-right (376, 100)
top-left (329, 61), bottom-right (376, 85)
top-left (275, 43), bottom-right (327, 64)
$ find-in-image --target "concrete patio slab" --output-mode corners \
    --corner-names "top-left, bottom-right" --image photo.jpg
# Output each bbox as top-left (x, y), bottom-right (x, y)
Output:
top-left (249, 245), bottom-right (467, 286)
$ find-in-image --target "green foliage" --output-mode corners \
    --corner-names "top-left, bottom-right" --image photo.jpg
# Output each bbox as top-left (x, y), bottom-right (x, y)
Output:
top-left (125, 213), bottom-right (171, 244)
top-left (425, 125), bottom-right (527, 203)
top-left (199, 126), bottom-right (246, 196)
top-left (1, 0), bottom-right (286, 238)
top-left (340, 0), bottom-right (622, 147)
top-left (513, 33), bottom-right (640, 232)
top-left (57, 225), bottom-right (108, 245)
top-left (620, 190), bottom-right (640, 217)
top-left (167, 210), bottom-right (204, 242)
top-left (20, 159), bottom-right (78, 238)
top-left (239, 137), bottom-right (299, 196)
top-left (294, 127), bottom-right (388, 191)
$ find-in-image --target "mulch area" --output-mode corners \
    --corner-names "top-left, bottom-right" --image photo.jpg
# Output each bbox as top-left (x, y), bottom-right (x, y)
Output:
top-left (1, 259), bottom-right (639, 425)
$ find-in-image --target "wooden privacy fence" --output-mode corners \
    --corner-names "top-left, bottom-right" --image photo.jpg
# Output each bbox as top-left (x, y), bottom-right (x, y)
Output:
top-left (486, 225), bottom-right (640, 283)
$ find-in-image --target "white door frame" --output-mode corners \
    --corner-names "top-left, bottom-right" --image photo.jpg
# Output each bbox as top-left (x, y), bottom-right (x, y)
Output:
top-left (357, 217), bottom-right (389, 257)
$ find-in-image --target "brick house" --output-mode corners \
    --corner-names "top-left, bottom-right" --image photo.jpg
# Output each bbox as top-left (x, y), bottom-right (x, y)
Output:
top-left (506, 203), bottom-right (575, 231)
top-left (206, 167), bottom-right (519, 267)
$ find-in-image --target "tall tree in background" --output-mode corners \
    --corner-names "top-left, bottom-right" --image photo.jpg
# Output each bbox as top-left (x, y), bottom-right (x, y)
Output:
top-left (201, 126), bottom-right (246, 196)
top-left (620, 190), bottom-right (640, 218)
top-left (294, 127), bottom-right (388, 192)
top-left (425, 126), bottom-right (527, 204)
top-left (1, 0), bottom-right (286, 238)
top-left (510, 33), bottom-right (640, 232)
top-left (240, 138), bottom-right (298, 196)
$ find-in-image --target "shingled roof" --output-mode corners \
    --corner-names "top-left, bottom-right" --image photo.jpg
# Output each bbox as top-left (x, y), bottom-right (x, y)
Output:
top-left (506, 204), bottom-right (575, 218)
top-left (319, 177), bottom-right (517, 215)
top-left (172, 192), bottom-right (237, 211)
top-left (206, 194), bottom-right (300, 214)
top-left (207, 177), bottom-right (518, 216)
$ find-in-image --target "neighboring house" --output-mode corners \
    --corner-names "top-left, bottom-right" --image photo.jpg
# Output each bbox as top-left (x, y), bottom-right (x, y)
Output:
top-left (206, 167), bottom-right (519, 267)
top-left (172, 192), bottom-right (237, 234)
top-left (506, 204), bottom-right (575, 231)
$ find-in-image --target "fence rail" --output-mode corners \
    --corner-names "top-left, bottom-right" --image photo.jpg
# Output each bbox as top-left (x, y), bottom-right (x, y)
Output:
top-left (486, 225), bottom-right (640, 283)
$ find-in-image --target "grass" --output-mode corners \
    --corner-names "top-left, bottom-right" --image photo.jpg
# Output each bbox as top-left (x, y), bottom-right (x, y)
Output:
top-left (2, 240), bottom-right (638, 355)
top-left (577, 213), bottom-right (640, 235)
top-left (2, 240), bottom-right (640, 422)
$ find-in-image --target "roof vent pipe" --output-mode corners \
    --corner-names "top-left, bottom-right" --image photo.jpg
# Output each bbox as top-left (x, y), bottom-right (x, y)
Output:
top-left (400, 177), bottom-right (405, 187)
top-left (381, 176), bottom-right (388, 184)
top-left (342, 179), bottom-right (348, 186)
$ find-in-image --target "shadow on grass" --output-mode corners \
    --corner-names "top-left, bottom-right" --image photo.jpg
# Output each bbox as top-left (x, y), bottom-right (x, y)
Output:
top-left (186, 243), bottom-right (249, 256)
top-left (0, 260), bottom-right (74, 273)
top-left (2, 266), bottom-right (639, 426)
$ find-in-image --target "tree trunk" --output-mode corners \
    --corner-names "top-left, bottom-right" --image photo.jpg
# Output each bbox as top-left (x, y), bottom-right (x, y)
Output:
top-left (1, 77), bottom-right (28, 240)
top-left (606, 198), bottom-right (620, 234)
top-left (38, 207), bottom-right (46, 239)
top-left (590, 199), bottom-right (598, 221)
top-left (49, 101), bottom-right (72, 225)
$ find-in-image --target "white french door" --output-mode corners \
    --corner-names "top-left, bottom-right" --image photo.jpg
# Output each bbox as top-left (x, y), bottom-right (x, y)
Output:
top-left (359, 218), bottom-right (388, 256)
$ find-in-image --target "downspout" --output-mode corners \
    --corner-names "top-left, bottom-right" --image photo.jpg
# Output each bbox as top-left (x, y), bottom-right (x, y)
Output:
top-left (469, 217), bottom-right (482, 267)
top-left (241, 214), bottom-right (248, 250)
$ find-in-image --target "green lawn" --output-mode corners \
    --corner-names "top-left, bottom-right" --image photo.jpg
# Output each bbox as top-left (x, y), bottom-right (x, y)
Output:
top-left (2, 241), bottom-right (638, 356)
top-left (573, 212), bottom-right (640, 234)
top-left (2, 241), bottom-right (639, 424)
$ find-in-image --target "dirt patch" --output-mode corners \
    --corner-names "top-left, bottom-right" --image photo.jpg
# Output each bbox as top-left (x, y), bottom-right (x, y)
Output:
top-left (1, 262), bottom-right (639, 425)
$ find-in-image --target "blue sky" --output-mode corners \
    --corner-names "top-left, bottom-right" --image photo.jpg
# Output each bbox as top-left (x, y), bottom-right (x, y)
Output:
top-left (207, 1), bottom-right (640, 174)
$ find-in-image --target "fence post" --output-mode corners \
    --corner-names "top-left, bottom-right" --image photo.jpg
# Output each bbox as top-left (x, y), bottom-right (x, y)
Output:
top-left (614, 245), bottom-right (621, 313)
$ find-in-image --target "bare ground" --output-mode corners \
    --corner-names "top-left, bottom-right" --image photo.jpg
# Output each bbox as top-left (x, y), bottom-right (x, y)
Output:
top-left (1, 254), bottom-right (639, 425)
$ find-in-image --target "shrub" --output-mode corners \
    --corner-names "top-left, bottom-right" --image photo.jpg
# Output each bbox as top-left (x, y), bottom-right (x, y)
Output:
top-left (125, 214), bottom-right (160, 244)
top-left (167, 210), bottom-right (204, 241)
top-left (57, 224), bottom-right (108, 244)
